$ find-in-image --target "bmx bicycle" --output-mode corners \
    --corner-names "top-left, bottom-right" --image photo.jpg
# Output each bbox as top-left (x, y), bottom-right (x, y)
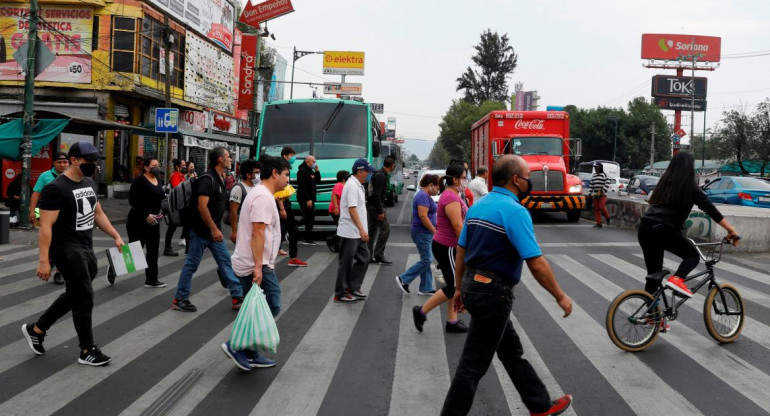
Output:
top-left (606, 237), bottom-right (745, 352)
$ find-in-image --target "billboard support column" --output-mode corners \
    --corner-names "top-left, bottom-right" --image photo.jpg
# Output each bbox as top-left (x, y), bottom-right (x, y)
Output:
top-left (673, 68), bottom-right (683, 157)
top-left (19, 0), bottom-right (39, 229)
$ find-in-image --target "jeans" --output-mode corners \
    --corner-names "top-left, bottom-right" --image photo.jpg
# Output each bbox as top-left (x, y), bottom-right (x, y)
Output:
top-left (335, 237), bottom-right (370, 297)
top-left (127, 213), bottom-right (160, 284)
top-left (638, 219), bottom-right (699, 293)
top-left (400, 229), bottom-right (435, 292)
top-left (174, 229), bottom-right (243, 300)
top-left (36, 250), bottom-right (98, 350)
top-left (367, 208), bottom-right (390, 259)
top-left (236, 266), bottom-right (281, 317)
top-left (441, 271), bottom-right (551, 415)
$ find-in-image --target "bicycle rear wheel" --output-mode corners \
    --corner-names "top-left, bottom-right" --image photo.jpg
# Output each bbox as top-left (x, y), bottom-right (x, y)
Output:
top-left (606, 290), bottom-right (661, 352)
top-left (703, 283), bottom-right (745, 343)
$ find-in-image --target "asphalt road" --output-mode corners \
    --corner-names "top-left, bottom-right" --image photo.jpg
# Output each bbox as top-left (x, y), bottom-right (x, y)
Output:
top-left (1, 190), bottom-right (770, 416)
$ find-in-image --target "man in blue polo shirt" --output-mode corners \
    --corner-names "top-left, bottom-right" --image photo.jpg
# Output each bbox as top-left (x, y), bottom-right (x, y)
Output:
top-left (440, 155), bottom-right (573, 416)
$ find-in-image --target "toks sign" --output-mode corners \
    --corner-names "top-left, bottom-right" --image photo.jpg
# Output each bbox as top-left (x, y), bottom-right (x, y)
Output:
top-left (641, 34), bottom-right (721, 62)
top-left (651, 75), bottom-right (707, 98)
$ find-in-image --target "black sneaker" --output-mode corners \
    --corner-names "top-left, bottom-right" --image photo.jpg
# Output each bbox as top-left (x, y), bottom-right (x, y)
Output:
top-left (348, 289), bottom-right (367, 300)
top-left (172, 298), bottom-right (197, 312)
top-left (412, 305), bottom-right (427, 333)
top-left (593, 223), bottom-right (602, 228)
top-left (22, 323), bottom-right (45, 355)
top-left (53, 272), bottom-right (64, 285)
top-left (105, 266), bottom-right (116, 285)
top-left (300, 240), bottom-right (317, 246)
top-left (606, 218), bottom-right (611, 226)
top-left (395, 275), bottom-right (410, 294)
top-left (446, 320), bottom-right (469, 333)
top-left (78, 345), bottom-right (111, 366)
top-left (145, 281), bottom-right (167, 288)
top-left (163, 248), bottom-right (179, 257)
top-left (376, 256), bottom-right (393, 265)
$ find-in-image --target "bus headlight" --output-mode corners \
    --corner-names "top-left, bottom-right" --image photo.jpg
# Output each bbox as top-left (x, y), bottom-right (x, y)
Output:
top-left (568, 184), bottom-right (583, 193)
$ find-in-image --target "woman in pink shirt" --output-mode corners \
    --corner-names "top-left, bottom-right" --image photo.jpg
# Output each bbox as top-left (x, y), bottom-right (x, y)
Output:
top-left (412, 164), bottom-right (469, 333)
top-left (326, 170), bottom-right (349, 253)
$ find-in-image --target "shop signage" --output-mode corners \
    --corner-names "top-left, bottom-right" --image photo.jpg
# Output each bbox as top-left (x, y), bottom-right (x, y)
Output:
top-left (212, 113), bottom-right (238, 134)
top-left (370, 103), bottom-right (384, 114)
top-left (641, 34), bottom-right (721, 62)
top-left (179, 110), bottom-right (206, 132)
top-left (144, 0), bottom-right (235, 52)
top-left (0, 4), bottom-right (93, 83)
top-left (654, 97), bottom-right (707, 112)
top-left (651, 75), bottom-right (707, 98)
top-left (240, 0), bottom-right (294, 28)
top-left (184, 32), bottom-right (235, 113)
top-left (322, 51), bottom-right (365, 76)
top-left (323, 82), bottom-right (362, 95)
top-left (238, 34), bottom-right (257, 110)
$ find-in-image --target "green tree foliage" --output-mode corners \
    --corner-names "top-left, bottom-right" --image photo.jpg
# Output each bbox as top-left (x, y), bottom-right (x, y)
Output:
top-left (428, 100), bottom-right (507, 169)
top-left (713, 109), bottom-right (753, 175)
top-left (408, 154), bottom-right (420, 162)
top-left (753, 99), bottom-right (770, 176)
top-left (456, 30), bottom-right (518, 106)
top-left (567, 98), bottom-right (670, 170)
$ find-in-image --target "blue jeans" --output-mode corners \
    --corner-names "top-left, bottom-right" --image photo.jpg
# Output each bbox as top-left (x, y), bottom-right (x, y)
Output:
top-left (175, 229), bottom-right (243, 301)
top-left (400, 229), bottom-right (435, 293)
top-left (237, 266), bottom-right (281, 318)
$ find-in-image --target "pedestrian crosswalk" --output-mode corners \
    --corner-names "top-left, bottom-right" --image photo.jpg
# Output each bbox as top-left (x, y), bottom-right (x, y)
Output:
top-left (1, 229), bottom-right (770, 416)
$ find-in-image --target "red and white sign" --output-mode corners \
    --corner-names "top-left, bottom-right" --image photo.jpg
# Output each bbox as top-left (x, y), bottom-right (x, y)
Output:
top-left (238, 34), bottom-right (257, 111)
top-left (514, 119), bottom-right (545, 130)
top-left (240, 0), bottom-right (294, 28)
top-left (676, 128), bottom-right (687, 138)
top-left (179, 110), bottom-right (206, 132)
top-left (212, 113), bottom-right (238, 134)
top-left (641, 34), bottom-right (721, 63)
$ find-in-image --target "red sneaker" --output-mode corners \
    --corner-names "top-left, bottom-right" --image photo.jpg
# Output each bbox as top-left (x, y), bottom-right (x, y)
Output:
top-left (665, 276), bottom-right (693, 298)
top-left (288, 258), bottom-right (308, 267)
top-left (530, 394), bottom-right (572, 416)
top-left (232, 298), bottom-right (243, 310)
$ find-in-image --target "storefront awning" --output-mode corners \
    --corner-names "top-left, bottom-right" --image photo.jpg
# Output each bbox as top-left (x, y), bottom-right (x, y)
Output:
top-left (134, 124), bottom-right (254, 147)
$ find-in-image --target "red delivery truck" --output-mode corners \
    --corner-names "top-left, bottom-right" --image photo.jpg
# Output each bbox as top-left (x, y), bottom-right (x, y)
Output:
top-left (470, 110), bottom-right (585, 221)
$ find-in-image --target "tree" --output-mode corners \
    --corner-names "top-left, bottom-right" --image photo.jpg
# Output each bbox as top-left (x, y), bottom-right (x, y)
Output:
top-left (433, 99), bottom-right (507, 165)
top-left (753, 99), bottom-right (770, 176)
top-left (408, 154), bottom-right (420, 163)
top-left (713, 109), bottom-right (753, 175)
top-left (456, 30), bottom-right (518, 106)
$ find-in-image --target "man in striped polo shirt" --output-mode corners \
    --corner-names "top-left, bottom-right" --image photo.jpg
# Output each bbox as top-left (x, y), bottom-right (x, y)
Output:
top-left (440, 155), bottom-right (573, 416)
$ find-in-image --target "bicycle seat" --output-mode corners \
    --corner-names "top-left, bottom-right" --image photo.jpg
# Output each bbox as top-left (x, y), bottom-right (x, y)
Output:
top-left (645, 270), bottom-right (670, 285)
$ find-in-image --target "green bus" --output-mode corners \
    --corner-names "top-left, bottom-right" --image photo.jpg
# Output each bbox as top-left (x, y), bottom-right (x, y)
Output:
top-left (256, 98), bottom-right (384, 223)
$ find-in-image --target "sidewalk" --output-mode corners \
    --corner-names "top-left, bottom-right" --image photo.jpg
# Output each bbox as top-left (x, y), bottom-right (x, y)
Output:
top-left (4, 198), bottom-right (132, 246)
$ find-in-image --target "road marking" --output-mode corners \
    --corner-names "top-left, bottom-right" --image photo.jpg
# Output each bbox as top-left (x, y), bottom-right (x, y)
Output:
top-left (396, 189), bottom-right (414, 226)
top-left (0, 259), bottom-right (217, 375)
top-left (0, 244), bottom-right (26, 254)
top-left (119, 252), bottom-right (336, 416)
top-left (493, 313), bottom-right (576, 416)
top-left (525, 258), bottom-right (703, 416)
top-left (0, 280), bottom-right (230, 416)
top-left (586, 254), bottom-right (770, 411)
top-left (0, 247), bottom-right (113, 295)
top-left (384, 242), bottom-right (638, 248)
top-left (389, 254), bottom-right (450, 416)
top-left (250, 263), bottom-right (381, 416)
top-left (594, 254), bottom-right (770, 352)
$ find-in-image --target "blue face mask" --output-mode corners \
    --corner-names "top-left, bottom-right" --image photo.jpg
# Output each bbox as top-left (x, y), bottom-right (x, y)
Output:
top-left (288, 156), bottom-right (296, 164)
top-left (366, 173), bottom-right (373, 182)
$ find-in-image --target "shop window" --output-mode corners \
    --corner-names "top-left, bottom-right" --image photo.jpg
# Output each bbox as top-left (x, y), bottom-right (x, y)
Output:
top-left (138, 17), bottom-right (185, 89)
top-left (92, 16), bottom-right (99, 51)
top-left (111, 17), bottom-right (136, 72)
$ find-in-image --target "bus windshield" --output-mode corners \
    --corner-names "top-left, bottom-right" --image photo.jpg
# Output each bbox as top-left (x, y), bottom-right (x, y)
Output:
top-left (511, 137), bottom-right (563, 156)
top-left (259, 102), bottom-right (368, 159)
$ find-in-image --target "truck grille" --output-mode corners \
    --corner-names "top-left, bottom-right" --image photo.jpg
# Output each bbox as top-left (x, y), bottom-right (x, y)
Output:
top-left (530, 171), bottom-right (564, 192)
top-left (289, 179), bottom-right (336, 195)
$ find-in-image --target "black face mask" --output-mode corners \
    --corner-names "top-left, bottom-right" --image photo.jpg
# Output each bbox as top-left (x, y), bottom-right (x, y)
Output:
top-left (149, 167), bottom-right (161, 177)
top-left (79, 162), bottom-right (97, 177)
top-left (180, 167), bottom-right (188, 174)
top-left (513, 176), bottom-right (532, 200)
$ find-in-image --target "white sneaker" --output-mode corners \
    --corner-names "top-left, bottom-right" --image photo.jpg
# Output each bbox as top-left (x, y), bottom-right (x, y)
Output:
top-left (178, 239), bottom-right (186, 247)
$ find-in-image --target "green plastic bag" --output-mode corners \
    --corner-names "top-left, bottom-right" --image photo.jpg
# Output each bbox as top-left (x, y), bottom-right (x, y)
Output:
top-left (229, 286), bottom-right (280, 352)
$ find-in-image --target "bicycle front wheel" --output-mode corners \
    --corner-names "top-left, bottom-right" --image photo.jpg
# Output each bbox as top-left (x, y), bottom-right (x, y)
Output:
top-left (703, 283), bottom-right (745, 343)
top-left (606, 290), bottom-right (661, 352)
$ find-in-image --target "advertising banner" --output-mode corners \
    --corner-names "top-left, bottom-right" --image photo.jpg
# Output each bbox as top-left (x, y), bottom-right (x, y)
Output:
top-left (323, 82), bottom-right (362, 95)
top-left (654, 97), bottom-right (707, 112)
top-left (322, 51), bottom-right (365, 76)
top-left (184, 32), bottom-right (235, 113)
top-left (651, 75), bottom-right (707, 98)
top-left (268, 51), bottom-right (287, 102)
top-left (641, 34), bottom-right (721, 62)
top-left (212, 112), bottom-right (238, 134)
top-left (144, 0), bottom-right (235, 52)
top-left (240, 0), bottom-right (294, 28)
top-left (0, 4), bottom-right (93, 83)
top-left (238, 34), bottom-right (257, 110)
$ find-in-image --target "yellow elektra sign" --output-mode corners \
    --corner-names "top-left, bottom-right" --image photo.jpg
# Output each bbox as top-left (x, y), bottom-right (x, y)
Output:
top-left (322, 51), bottom-right (365, 76)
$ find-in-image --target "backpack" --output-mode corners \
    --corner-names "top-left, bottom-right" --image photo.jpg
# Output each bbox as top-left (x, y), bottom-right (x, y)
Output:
top-left (222, 182), bottom-right (247, 227)
top-left (167, 173), bottom-right (212, 227)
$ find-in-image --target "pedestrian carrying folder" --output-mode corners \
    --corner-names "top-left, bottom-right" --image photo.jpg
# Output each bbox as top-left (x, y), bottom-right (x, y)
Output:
top-left (105, 242), bottom-right (148, 276)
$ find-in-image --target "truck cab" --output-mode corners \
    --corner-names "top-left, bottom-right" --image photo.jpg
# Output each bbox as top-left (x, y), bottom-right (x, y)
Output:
top-left (471, 111), bottom-right (585, 221)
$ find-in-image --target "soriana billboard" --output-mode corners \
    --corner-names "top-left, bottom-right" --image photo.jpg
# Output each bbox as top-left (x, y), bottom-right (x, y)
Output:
top-left (641, 34), bottom-right (721, 62)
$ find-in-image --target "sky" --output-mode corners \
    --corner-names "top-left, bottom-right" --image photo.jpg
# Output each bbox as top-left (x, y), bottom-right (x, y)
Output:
top-left (249, 0), bottom-right (770, 159)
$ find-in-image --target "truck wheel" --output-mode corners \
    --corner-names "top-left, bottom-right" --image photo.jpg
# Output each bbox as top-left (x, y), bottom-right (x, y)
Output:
top-left (566, 210), bottom-right (582, 222)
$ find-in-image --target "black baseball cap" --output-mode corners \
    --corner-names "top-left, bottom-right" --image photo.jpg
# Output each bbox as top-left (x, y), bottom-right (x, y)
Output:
top-left (68, 141), bottom-right (100, 162)
top-left (54, 151), bottom-right (68, 160)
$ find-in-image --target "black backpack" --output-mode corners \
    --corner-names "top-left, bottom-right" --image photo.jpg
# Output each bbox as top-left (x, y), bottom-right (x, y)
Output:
top-left (222, 182), bottom-right (247, 227)
top-left (167, 173), bottom-right (212, 226)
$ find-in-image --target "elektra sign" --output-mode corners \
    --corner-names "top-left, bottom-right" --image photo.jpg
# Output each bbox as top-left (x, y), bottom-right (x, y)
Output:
top-left (641, 34), bottom-right (721, 62)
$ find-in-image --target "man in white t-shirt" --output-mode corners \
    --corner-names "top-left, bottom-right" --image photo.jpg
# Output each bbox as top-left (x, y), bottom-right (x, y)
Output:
top-left (228, 159), bottom-right (261, 244)
top-left (222, 156), bottom-right (290, 371)
top-left (468, 167), bottom-right (489, 202)
top-left (334, 159), bottom-right (375, 303)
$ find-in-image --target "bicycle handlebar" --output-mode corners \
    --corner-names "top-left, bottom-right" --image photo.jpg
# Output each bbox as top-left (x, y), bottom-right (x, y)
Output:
top-left (687, 235), bottom-right (741, 263)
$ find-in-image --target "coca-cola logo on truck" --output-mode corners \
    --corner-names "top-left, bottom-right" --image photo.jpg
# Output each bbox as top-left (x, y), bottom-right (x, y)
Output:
top-left (514, 120), bottom-right (545, 130)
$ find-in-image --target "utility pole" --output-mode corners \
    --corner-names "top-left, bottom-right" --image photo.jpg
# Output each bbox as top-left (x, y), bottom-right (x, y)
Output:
top-left (19, 0), bottom-right (39, 229)
top-left (290, 48), bottom-right (323, 99)
top-left (163, 15), bottom-right (173, 179)
top-left (650, 122), bottom-right (655, 170)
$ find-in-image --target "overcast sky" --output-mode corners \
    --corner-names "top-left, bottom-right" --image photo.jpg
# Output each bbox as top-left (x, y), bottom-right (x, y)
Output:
top-left (252, 0), bottom-right (770, 158)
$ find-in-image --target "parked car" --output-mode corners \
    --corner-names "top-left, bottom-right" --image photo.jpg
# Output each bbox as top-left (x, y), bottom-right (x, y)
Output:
top-left (702, 176), bottom-right (770, 208)
top-left (626, 175), bottom-right (659, 196)
top-left (616, 178), bottom-right (629, 194)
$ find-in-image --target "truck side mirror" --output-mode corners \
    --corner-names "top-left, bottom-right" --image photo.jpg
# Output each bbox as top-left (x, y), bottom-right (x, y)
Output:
top-left (372, 140), bottom-right (381, 158)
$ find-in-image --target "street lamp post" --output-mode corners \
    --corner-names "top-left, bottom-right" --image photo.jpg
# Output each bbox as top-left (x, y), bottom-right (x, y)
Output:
top-left (606, 116), bottom-right (619, 162)
top-left (290, 47), bottom-right (323, 99)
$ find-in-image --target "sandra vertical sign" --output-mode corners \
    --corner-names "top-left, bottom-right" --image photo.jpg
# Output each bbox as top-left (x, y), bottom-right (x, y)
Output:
top-left (238, 34), bottom-right (258, 110)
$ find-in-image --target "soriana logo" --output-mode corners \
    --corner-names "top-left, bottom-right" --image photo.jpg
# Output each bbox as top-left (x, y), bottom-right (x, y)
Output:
top-left (641, 34), bottom-right (721, 62)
